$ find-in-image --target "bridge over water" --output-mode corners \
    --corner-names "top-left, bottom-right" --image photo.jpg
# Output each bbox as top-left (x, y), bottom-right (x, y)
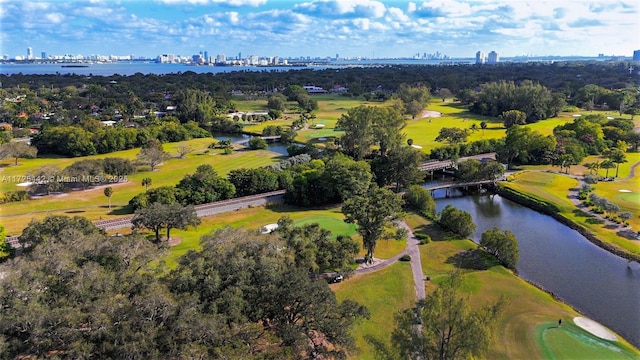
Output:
top-left (234, 135), bottom-right (282, 145)
top-left (419, 152), bottom-right (496, 172)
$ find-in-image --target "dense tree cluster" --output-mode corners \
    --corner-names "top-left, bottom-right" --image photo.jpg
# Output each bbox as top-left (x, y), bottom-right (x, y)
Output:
top-left (469, 80), bottom-right (565, 122)
top-left (336, 105), bottom-right (405, 160)
top-left (32, 119), bottom-right (210, 157)
top-left (429, 138), bottom-right (504, 161)
top-left (1, 216), bottom-right (367, 358)
top-left (455, 159), bottom-right (505, 182)
top-left (276, 216), bottom-right (360, 275)
top-left (396, 84), bottom-right (431, 118)
top-left (496, 125), bottom-right (557, 168)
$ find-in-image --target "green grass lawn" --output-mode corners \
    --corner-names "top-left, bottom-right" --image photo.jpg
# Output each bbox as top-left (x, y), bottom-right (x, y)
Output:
top-left (403, 101), bottom-right (574, 153)
top-left (536, 322), bottom-right (638, 360)
top-left (406, 213), bottom-right (639, 359)
top-left (502, 171), bottom-right (640, 257)
top-left (293, 215), bottom-right (357, 238)
top-left (333, 261), bottom-right (415, 360)
top-left (0, 138), bottom-right (282, 234)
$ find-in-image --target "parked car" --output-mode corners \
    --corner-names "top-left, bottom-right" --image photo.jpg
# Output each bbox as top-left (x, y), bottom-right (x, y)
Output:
top-left (330, 274), bottom-right (344, 283)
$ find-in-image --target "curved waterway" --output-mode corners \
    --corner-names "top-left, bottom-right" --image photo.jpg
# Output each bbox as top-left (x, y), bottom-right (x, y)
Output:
top-left (433, 190), bottom-right (640, 347)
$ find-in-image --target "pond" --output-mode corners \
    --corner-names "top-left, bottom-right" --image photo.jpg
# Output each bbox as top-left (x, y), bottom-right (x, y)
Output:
top-left (213, 133), bottom-right (290, 156)
top-left (433, 190), bottom-right (640, 347)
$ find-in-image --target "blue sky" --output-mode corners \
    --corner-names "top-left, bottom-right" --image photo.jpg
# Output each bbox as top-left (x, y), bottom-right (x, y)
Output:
top-left (0, 0), bottom-right (638, 59)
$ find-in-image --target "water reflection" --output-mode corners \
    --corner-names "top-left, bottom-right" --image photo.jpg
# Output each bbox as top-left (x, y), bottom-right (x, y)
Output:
top-left (213, 133), bottom-right (289, 156)
top-left (434, 193), bottom-right (640, 347)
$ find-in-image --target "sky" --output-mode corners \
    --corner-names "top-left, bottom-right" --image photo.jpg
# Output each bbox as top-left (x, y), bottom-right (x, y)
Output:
top-left (0, 0), bottom-right (638, 59)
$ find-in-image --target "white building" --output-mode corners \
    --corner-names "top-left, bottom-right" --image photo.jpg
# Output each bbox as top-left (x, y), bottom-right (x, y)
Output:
top-left (487, 51), bottom-right (499, 64)
top-left (475, 51), bottom-right (485, 64)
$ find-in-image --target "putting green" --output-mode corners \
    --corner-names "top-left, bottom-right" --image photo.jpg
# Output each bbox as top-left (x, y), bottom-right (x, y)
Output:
top-left (536, 322), bottom-right (637, 359)
top-left (293, 215), bottom-right (357, 238)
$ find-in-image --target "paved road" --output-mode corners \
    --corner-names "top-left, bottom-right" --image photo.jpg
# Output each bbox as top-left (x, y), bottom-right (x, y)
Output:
top-left (5, 190), bottom-right (287, 247)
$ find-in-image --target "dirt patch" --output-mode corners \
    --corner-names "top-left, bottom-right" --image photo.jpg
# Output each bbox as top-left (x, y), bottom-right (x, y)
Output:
top-left (167, 237), bottom-right (182, 246)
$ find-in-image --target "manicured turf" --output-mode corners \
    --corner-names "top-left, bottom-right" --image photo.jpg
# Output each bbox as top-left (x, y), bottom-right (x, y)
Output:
top-left (405, 213), bottom-right (640, 359)
top-left (503, 171), bottom-right (640, 258)
top-left (0, 138), bottom-right (282, 234)
top-left (293, 215), bottom-right (357, 238)
top-left (536, 322), bottom-right (638, 360)
top-left (333, 261), bottom-right (415, 360)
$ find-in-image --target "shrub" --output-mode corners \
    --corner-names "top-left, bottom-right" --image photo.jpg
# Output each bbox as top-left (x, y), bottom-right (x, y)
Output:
top-left (248, 137), bottom-right (267, 150)
top-left (137, 165), bottom-right (152, 172)
top-left (562, 105), bottom-right (581, 113)
top-left (415, 233), bottom-right (431, 244)
top-left (1, 190), bottom-right (28, 203)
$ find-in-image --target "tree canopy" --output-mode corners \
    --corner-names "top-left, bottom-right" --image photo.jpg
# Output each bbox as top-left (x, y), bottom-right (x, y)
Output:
top-left (1, 216), bottom-right (368, 359)
top-left (342, 185), bottom-right (403, 260)
top-left (480, 227), bottom-right (520, 269)
top-left (391, 272), bottom-right (507, 360)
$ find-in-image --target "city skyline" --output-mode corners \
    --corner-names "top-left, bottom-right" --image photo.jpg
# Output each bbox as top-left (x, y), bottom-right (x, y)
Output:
top-left (1, 0), bottom-right (639, 60)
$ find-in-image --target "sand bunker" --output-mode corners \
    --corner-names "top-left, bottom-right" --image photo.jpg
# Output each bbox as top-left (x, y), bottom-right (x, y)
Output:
top-left (420, 110), bottom-right (441, 118)
top-left (411, 144), bottom-right (423, 149)
top-left (619, 189), bottom-right (632, 193)
top-left (573, 317), bottom-right (618, 341)
top-left (260, 223), bottom-right (279, 234)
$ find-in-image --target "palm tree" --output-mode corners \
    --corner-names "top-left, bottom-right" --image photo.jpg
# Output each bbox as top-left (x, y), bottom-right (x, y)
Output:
top-left (104, 187), bottom-right (113, 210)
top-left (583, 162), bottom-right (600, 175)
top-left (142, 177), bottom-right (152, 191)
top-left (609, 150), bottom-right (627, 178)
top-left (600, 160), bottom-right (615, 178)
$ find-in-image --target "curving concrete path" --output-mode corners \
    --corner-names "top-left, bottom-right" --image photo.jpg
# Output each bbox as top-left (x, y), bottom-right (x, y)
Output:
top-left (352, 221), bottom-right (425, 301)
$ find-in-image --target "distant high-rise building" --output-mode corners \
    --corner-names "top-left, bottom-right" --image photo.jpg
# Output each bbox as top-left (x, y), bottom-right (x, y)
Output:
top-left (27, 47), bottom-right (33, 60)
top-left (487, 51), bottom-right (499, 64)
top-left (633, 50), bottom-right (640, 61)
top-left (475, 51), bottom-right (485, 64)
top-left (41, 52), bottom-right (47, 60)
top-left (238, 52), bottom-right (242, 60)
top-left (216, 54), bottom-right (226, 64)
top-left (203, 51), bottom-right (209, 63)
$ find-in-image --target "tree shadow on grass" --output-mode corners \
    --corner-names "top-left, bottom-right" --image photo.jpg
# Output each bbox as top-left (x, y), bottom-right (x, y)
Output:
top-left (445, 249), bottom-right (500, 270)
top-left (414, 223), bottom-right (459, 241)
top-left (108, 205), bottom-right (134, 216)
top-left (65, 210), bottom-right (85, 214)
top-left (572, 209), bottom-right (593, 218)
top-left (586, 218), bottom-right (606, 225)
top-left (617, 230), bottom-right (640, 240)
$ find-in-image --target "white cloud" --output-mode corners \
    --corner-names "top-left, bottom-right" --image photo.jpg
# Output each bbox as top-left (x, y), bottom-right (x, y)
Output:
top-left (159, 0), bottom-right (266, 5)
top-left (44, 13), bottom-right (66, 24)
top-left (387, 7), bottom-right (409, 22)
top-left (415, 0), bottom-right (472, 17)
top-left (295, 0), bottom-right (386, 18)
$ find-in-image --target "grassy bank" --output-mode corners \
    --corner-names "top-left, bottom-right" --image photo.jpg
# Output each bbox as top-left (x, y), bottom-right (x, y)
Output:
top-left (499, 171), bottom-right (640, 260)
top-left (0, 138), bottom-right (281, 235)
top-left (404, 213), bottom-right (639, 359)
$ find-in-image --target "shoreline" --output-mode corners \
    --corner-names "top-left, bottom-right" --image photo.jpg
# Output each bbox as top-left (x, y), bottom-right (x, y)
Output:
top-left (495, 185), bottom-right (640, 262)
